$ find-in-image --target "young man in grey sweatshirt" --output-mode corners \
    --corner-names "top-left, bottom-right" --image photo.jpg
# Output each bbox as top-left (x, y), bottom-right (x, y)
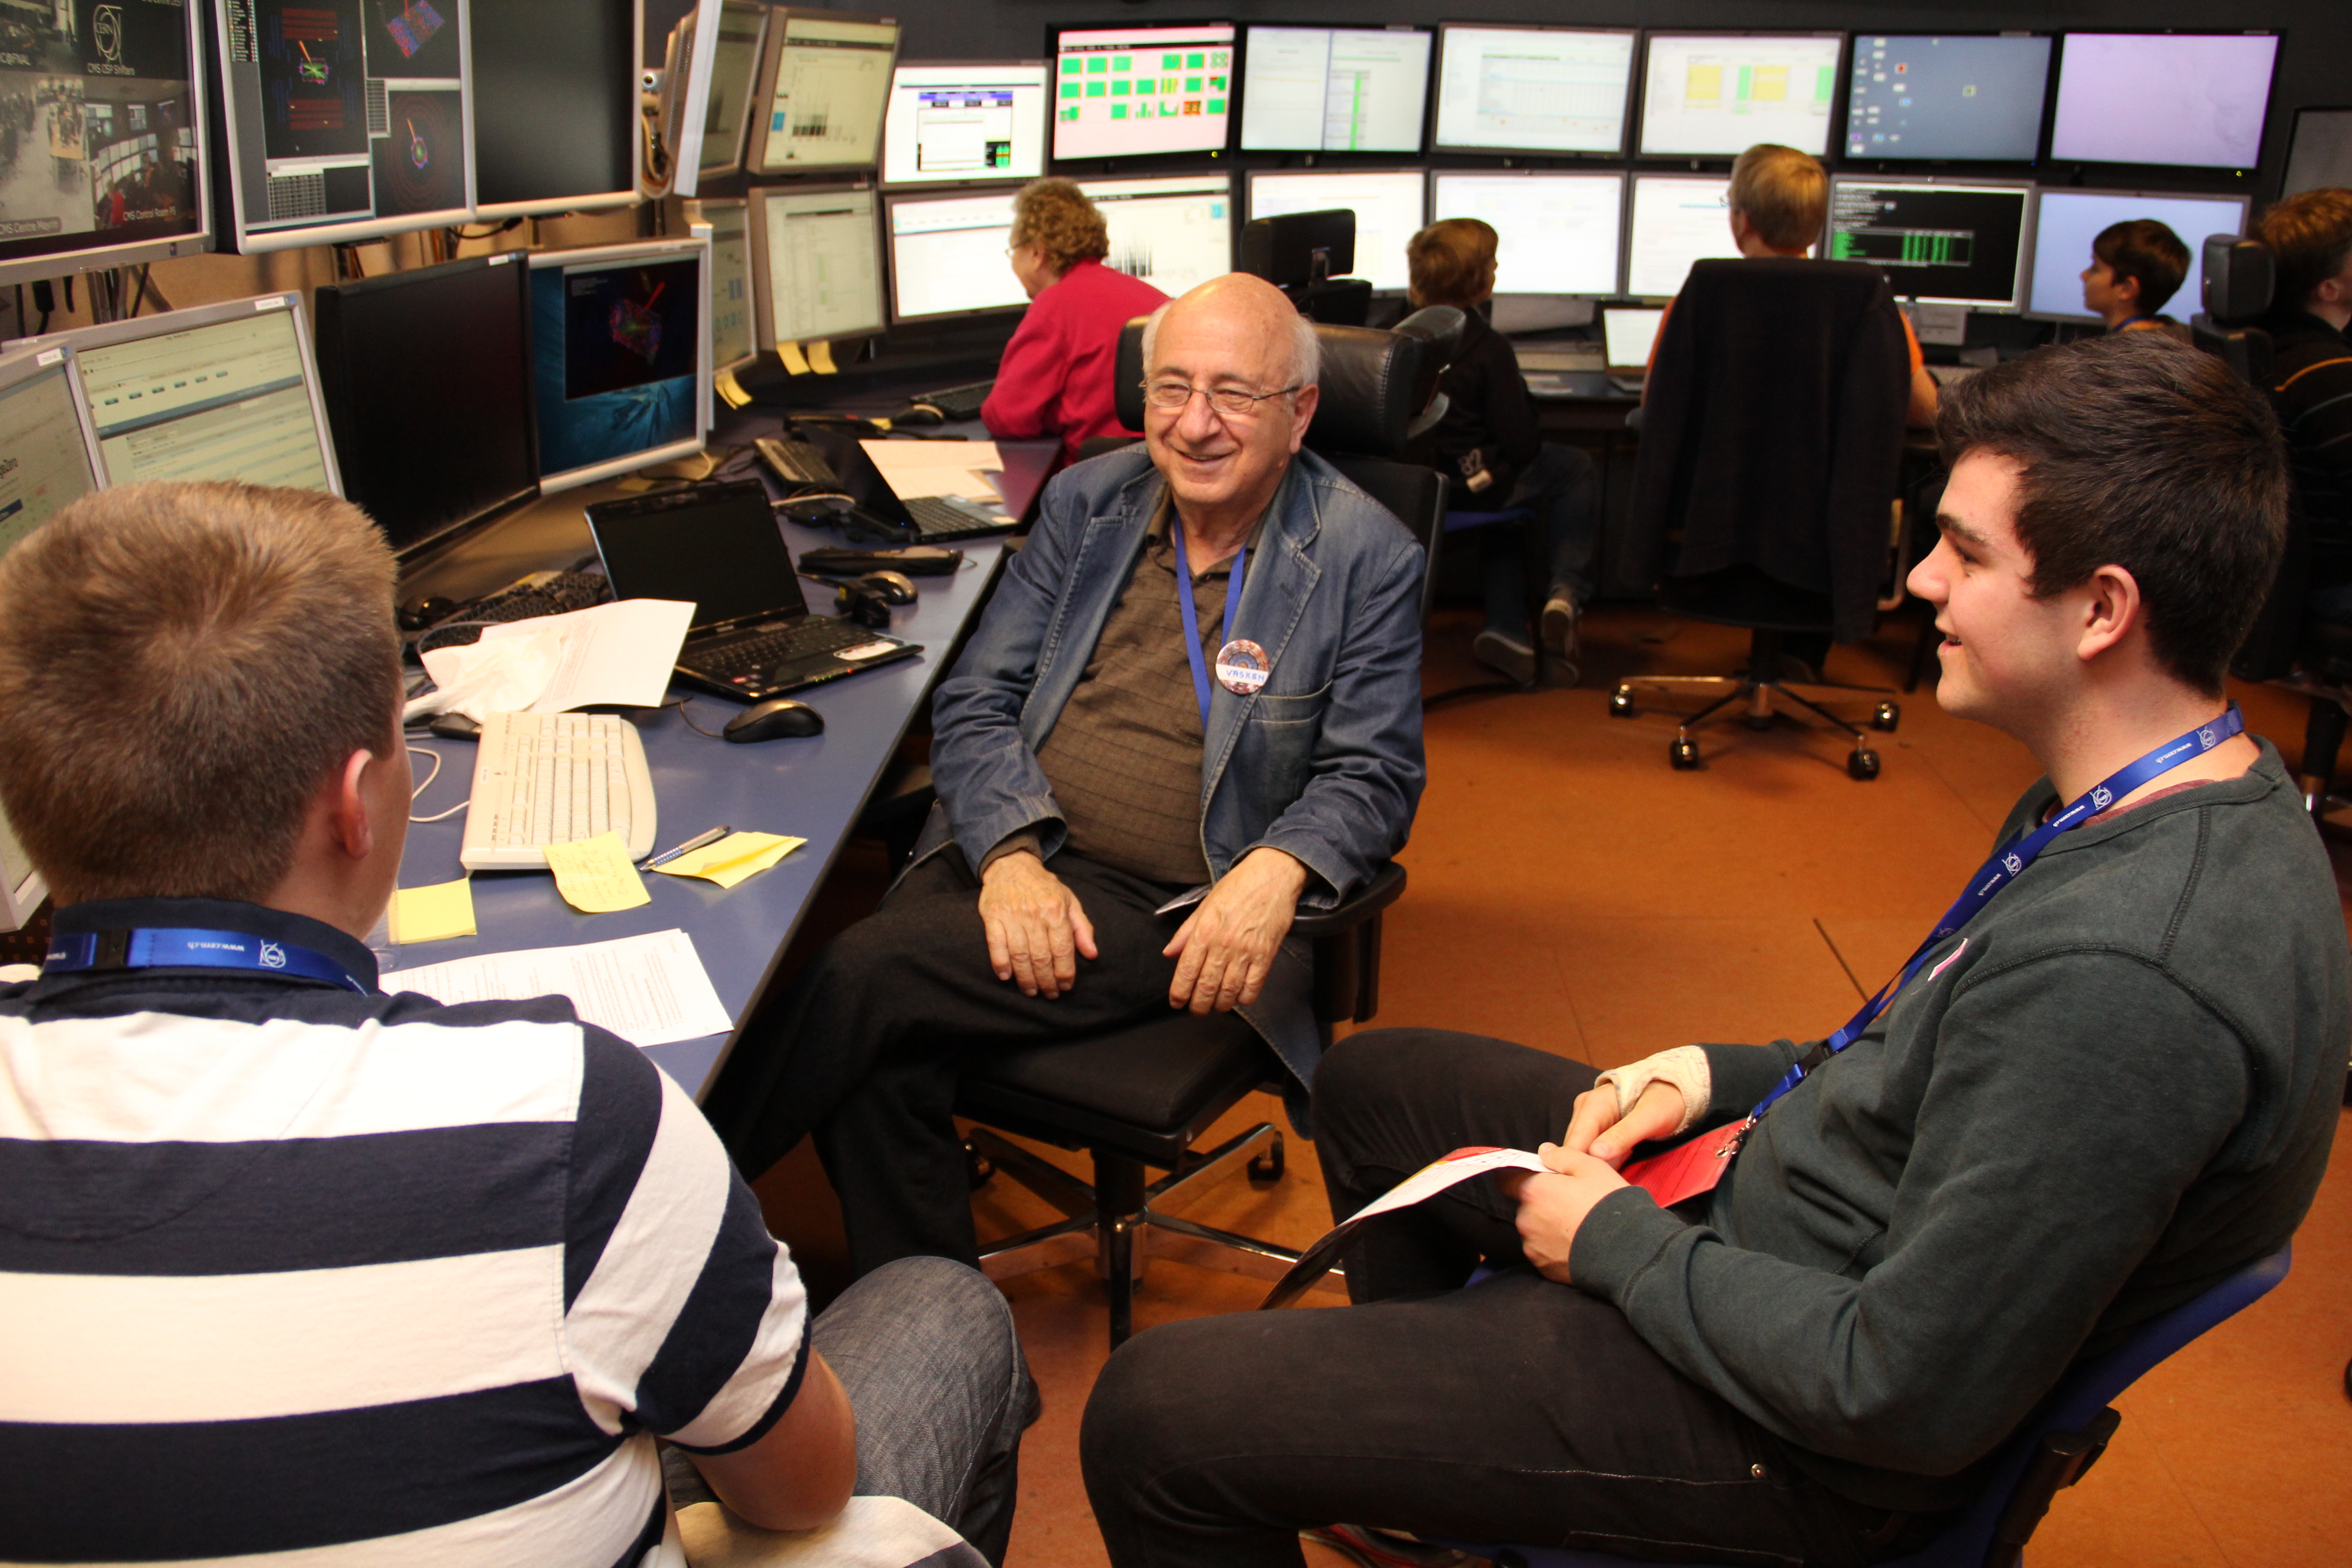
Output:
top-left (1079, 333), bottom-right (2347, 1568)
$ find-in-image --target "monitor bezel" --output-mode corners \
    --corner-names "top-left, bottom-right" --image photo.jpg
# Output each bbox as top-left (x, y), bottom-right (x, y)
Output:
top-left (2019, 184), bottom-right (2254, 324)
top-left (1822, 174), bottom-right (2038, 314)
top-left (1073, 169), bottom-right (1237, 294)
top-left (1243, 166), bottom-right (1430, 296)
top-left (881, 59), bottom-right (1052, 189)
top-left (1428, 22), bottom-right (1639, 162)
top-left (470, 0), bottom-right (645, 220)
top-left (686, 197), bottom-right (763, 373)
top-left (1236, 23), bottom-right (1435, 158)
top-left (880, 187), bottom-right (1026, 326)
top-left (1622, 171), bottom-right (1736, 302)
top-left (741, 5), bottom-right (902, 179)
top-left (1425, 167), bottom-right (1628, 300)
top-left (0, 1), bottom-right (214, 287)
top-left (1045, 18), bottom-right (1240, 170)
top-left (210, 0), bottom-right (480, 254)
top-left (1634, 29), bottom-right (1851, 162)
top-left (2046, 30), bottom-right (2281, 174)
top-left (10, 292), bottom-right (348, 496)
top-left (1836, 31), bottom-right (2056, 168)
top-left (748, 182), bottom-right (887, 343)
top-left (525, 237), bottom-right (715, 494)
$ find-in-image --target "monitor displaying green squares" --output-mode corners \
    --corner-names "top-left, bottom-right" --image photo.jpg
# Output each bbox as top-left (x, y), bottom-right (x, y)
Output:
top-left (1052, 23), bottom-right (1235, 161)
top-left (1639, 33), bottom-right (1845, 158)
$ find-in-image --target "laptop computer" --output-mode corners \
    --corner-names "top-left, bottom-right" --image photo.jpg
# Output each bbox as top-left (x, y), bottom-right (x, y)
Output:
top-left (1602, 306), bottom-right (1668, 395)
top-left (801, 426), bottom-right (1059, 542)
top-left (585, 480), bottom-right (921, 701)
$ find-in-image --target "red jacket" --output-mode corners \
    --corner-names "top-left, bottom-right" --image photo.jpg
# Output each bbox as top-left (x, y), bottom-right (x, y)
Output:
top-left (982, 258), bottom-right (1170, 462)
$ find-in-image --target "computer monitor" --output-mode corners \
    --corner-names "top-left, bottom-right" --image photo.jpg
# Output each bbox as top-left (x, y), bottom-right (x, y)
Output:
top-left (689, 199), bottom-right (759, 371)
top-left (1431, 24), bottom-right (1637, 158)
top-left (210, 0), bottom-right (476, 252)
top-left (698, 0), bottom-right (770, 185)
top-left (883, 190), bottom-right (1026, 323)
top-left (882, 62), bottom-right (1050, 186)
top-left (1827, 179), bottom-right (2033, 311)
top-left (2024, 187), bottom-right (2250, 322)
top-left (752, 185), bottom-right (886, 343)
top-left (2049, 33), bottom-right (2278, 171)
top-left (745, 8), bottom-right (899, 175)
top-left (1428, 172), bottom-right (1623, 299)
top-left (0, 348), bottom-right (107, 930)
top-left (1245, 170), bottom-right (1425, 294)
top-left (471, 0), bottom-right (639, 218)
top-left (313, 255), bottom-right (537, 559)
top-left (1844, 35), bottom-right (2053, 163)
top-left (16, 295), bottom-right (343, 492)
top-left (1078, 174), bottom-right (1234, 296)
top-left (1239, 26), bottom-right (1431, 155)
top-left (1602, 306), bottom-right (1667, 370)
top-left (2284, 109), bottom-right (2352, 200)
top-left (527, 239), bottom-right (712, 492)
top-left (1624, 175), bottom-right (1740, 300)
top-left (1637, 33), bottom-right (1846, 159)
top-left (0, 4), bottom-right (209, 288)
top-left (1051, 22), bottom-right (1236, 162)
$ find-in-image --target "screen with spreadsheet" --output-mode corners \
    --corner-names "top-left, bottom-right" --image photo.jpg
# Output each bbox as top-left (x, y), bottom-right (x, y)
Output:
top-left (755, 186), bottom-right (886, 341)
top-left (1828, 180), bottom-right (2031, 309)
top-left (2049, 33), bottom-right (2277, 170)
top-left (1052, 23), bottom-right (1235, 161)
top-left (1639, 34), bottom-right (1845, 158)
top-left (1240, 27), bottom-right (1430, 154)
top-left (748, 10), bottom-right (898, 174)
top-left (529, 244), bottom-right (708, 490)
top-left (1246, 170), bottom-right (1426, 294)
top-left (1428, 172), bottom-right (1622, 297)
top-left (882, 62), bottom-right (1049, 184)
top-left (1624, 176), bottom-right (1739, 299)
top-left (1079, 175), bottom-right (1233, 297)
top-left (885, 191), bottom-right (1026, 321)
top-left (1845, 35), bottom-right (2051, 163)
top-left (1432, 25), bottom-right (1636, 157)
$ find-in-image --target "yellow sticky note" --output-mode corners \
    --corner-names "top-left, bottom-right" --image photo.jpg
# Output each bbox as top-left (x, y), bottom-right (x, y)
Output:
top-left (714, 368), bottom-right (753, 409)
top-left (544, 831), bottom-right (652, 913)
top-left (777, 340), bottom-right (811, 376)
top-left (650, 831), bottom-right (806, 889)
top-left (808, 339), bottom-right (838, 375)
top-left (391, 877), bottom-right (476, 943)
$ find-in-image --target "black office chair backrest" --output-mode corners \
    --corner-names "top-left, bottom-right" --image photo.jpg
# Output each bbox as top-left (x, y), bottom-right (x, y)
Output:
top-left (1629, 257), bottom-right (1911, 644)
top-left (2193, 235), bottom-right (2277, 389)
top-left (1239, 208), bottom-right (1354, 287)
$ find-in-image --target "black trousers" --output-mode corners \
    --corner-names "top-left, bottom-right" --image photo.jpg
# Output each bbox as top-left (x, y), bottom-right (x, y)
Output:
top-left (704, 848), bottom-right (1191, 1275)
top-left (1078, 1029), bottom-right (1940, 1568)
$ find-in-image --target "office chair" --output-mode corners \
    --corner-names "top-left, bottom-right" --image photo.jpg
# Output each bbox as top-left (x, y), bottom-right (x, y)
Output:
top-left (1434, 1245), bottom-right (2290, 1568)
top-left (1612, 259), bottom-right (1914, 779)
top-left (1240, 208), bottom-right (1376, 326)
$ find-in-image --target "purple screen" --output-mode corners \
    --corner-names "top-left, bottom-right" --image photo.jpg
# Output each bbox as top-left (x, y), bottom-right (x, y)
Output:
top-left (2050, 34), bottom-right (2278, 169)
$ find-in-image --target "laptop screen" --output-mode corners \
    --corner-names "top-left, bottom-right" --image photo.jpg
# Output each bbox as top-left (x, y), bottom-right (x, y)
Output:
top-left (590, 483), bottom-right (809, 631)
top-left (1603, 307), bottom-right (1667, 371)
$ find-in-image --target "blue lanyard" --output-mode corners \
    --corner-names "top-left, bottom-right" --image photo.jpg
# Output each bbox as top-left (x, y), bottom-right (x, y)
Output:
top-left (1745, 703), bottom-right (2247, 1127)
top-left (1169, 522), bottom-right (1245, 731)
top-left (44, 928), bottom-right (371, 995)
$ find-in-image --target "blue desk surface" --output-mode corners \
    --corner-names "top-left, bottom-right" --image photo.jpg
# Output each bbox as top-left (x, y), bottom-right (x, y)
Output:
top-left (392, 500), bottom-right (1006, 1099)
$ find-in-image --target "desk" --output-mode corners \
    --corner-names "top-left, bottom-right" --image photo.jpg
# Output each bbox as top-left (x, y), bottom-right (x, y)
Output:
top-left (392, 463), bottom-right (1009, 1100)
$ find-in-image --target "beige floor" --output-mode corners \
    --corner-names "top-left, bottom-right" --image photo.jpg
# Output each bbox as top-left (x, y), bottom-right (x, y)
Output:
top-left (757, 600), bottom-right (2352, 1568)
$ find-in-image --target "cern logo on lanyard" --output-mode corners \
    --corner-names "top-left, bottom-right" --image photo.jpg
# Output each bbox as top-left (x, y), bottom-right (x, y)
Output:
top-left (2198, 724), bottom-right (2218, 750)
top-left (2090, 784), bottom-right (2113, 811)
top-left (258, 941), bottom-right (288, 970)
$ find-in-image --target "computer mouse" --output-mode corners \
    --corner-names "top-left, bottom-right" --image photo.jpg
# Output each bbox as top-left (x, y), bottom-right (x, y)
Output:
top-left (897, 402), bottom-right (945, 426)
top-left (858, 569), bottom-right (918, 605)
top-left (723, 699), bottom-right (825, 743)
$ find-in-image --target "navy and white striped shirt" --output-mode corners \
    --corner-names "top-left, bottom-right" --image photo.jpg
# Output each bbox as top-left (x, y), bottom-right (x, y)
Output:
top-left (0, 898), bottom-right (809, 1566)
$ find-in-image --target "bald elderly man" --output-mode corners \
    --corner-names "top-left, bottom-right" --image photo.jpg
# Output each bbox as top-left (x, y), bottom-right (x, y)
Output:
top-left (707, 274), bottom-right (1427, 1274)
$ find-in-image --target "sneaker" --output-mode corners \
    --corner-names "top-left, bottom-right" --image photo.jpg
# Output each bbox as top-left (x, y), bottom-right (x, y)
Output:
top-left (1471, 628), bottom-right (1536, 685)
top-left (1540, 587), bottom-right (1580, 660)
top-left (1301, 1524), bottom-right (1478, 1568)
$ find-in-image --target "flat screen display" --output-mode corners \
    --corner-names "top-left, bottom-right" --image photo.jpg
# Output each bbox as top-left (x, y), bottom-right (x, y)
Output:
top-left (1052, 23), bottom-right (1234, 162)
top-left (1845, 35), bottom-right (2052, 162)
top-left (470, 0), bottom-right (636, 214)
top-left (2284, 109), bottom-right (2352, 199)
top-left (748, 11), bottom-right (897, 174)
top-left (1602, 306), bottom-right (1666, 369)
top-left (1427, 172), bottom-right (1622, 297)
top-left (757, 185), bottom-right (885, 341)
top-left (2049, 33), bottom-right (2278, 170)
top-left (1639, 33), bottom-right (1845, 158)
top-left (2025, 188), bottom-right (2249, 320)
top-left (1432, 25), bottom-right (1635, 157)
top-left (697, 0), bottom-right (767, 177)
top-left (1240, 26), bottom-right (1429, 155)
top-left (1078, 174), bottom-right (1232, 297)
top-left (1625, 175), bottom-right (1738, 299)
top-left (882, 62), bottom-right (1048, 185)
top-left (884, 190), bottom-right (1024, 321)
top-left (694, 199), bottom-right (755, 369)
top-left (1828, 179), bottom-right (2032, 309)
top-left (530, 246), bottom-right (706, 489)
top-left (1245, 169), bottom-right (1425, 293)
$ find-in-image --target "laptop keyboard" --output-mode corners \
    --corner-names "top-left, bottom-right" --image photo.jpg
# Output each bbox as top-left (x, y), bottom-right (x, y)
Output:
top-left (695, 617), bottom-right (873, 685)
top-left (904, 494), bottom-right (1009, 538)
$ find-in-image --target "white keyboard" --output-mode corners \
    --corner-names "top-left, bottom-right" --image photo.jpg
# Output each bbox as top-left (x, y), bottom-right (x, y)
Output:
top-left (459, 712), bottom-right (658, 871)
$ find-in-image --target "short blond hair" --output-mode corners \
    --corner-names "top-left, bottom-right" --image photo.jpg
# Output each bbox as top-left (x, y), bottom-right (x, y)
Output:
top-left (1406, 219), bottom-right (1498, 309)
top-left (1009, 177), bottom-right (1109, 274)
top-left (0, 482), bottom-right (401, 904)
top-left (1729, 144), bottom-right (1827, 252)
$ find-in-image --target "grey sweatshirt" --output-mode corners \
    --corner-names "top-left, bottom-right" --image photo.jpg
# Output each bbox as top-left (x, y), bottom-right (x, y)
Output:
top-left (1571, 741), bottom-right (2347, 1511)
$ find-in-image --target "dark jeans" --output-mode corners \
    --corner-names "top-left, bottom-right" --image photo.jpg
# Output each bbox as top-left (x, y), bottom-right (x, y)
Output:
top-left (1475, 441), bottom-right (1602, 639)
top-left (1078, 1029), bottom-right (1938, 1568)
top-left (704, 848), bottom-right (1190, 1274)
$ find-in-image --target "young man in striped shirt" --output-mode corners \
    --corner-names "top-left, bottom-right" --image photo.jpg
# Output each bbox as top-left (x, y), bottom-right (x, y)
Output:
top-left (0, 483), bottom-right (1032, 1567)
top-left (2254, 188), bottom-right (2352, 623)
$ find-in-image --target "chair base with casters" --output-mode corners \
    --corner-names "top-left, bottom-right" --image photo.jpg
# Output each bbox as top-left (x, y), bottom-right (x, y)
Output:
top-left (958, 863), bottom-right (1406, 1346)
top-left (1610, 569), bottom-right (1900, 780)
top-left (1431, 1245), bottom-right (2289, 1568)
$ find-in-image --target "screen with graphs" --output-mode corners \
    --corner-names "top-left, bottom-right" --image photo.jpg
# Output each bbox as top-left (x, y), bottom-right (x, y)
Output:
top-left (1639, 33), bottom-right (1844, 158)
top-left (1080, 174), bottom-right (1232, 296)
top-left (1827, 179), bottom-right (2029, 309)
top-left (750, 12), bottom-right (897, 173)
top-left (1052, 23), bottom-right (1235, 161)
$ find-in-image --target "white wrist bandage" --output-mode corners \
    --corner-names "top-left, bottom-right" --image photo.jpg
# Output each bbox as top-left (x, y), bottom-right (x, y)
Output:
top-left (1592, 1045), bottom-right (1712, 1138)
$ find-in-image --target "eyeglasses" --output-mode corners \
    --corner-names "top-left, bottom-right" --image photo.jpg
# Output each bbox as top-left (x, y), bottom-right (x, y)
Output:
top-left (1142, 380), bottom-right (1303, 418)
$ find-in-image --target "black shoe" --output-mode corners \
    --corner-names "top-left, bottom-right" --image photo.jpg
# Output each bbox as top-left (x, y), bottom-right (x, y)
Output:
top-left (1471, 629), bottom-right (1536, 685)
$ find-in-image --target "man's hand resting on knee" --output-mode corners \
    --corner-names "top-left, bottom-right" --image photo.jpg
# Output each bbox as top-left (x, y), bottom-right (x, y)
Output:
top-left (979, 850), bottom-right (1098, 999)
top-left (1496, 1080), bottom-right (1681, 1284)
top-left (1163, 848), bottom-right (1308, 1015)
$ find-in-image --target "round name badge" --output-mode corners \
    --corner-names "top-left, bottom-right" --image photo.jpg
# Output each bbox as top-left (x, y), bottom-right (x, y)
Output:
top-left (1215, 638), bottom-right (1270, 696)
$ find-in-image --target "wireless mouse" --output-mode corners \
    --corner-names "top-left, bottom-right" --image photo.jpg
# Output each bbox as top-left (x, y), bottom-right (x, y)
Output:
top-left (723, 698), bottom-right (825, 743)
top-left (858, 569), bottom-right (918, 604)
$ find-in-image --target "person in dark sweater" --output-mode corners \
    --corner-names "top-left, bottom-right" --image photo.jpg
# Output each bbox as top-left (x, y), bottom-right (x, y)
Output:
top-left (1406, 218), bottom-right (1601, 684)
top-left (2253, 187), bottom-right (2352, 621)
top-left (1079, 333), bottom-right (2344, 1568)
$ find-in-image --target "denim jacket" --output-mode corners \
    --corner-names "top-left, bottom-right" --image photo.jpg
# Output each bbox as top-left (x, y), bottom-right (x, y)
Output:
top-left (911, 446), bottom-right (1426, 1093)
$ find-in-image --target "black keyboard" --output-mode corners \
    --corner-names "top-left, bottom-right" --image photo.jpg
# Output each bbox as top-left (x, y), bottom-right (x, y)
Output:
top-left (908, 381), bottom-right (993, 421)
top-left (903, 494), bottom-right (1012, 539)
top-left (694, 617), bottom-right (870, 682)
top-left (416, 570), bottom-right (612, 650)
top-left (755, 436), bottom-right (841, 488)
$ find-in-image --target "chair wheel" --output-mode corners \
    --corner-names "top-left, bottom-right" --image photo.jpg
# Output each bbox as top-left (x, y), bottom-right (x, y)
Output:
top-left (1872, 701), bottom-right (1901, 732)
top-left (1848, 748), bottom-right (1882, 781)
top-left (1248, 1134), bottom-right (1285, 1185)
top-left (1608, 688), bottom-right (1636, 717)
top-left (965, 1146), bottom-right (995, 1191)
top-left (1670, 737), bottom-right (1701, 770)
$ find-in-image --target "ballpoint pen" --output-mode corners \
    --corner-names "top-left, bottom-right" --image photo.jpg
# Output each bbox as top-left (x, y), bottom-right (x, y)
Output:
top-left (647, 825), bottom-right (733, 868)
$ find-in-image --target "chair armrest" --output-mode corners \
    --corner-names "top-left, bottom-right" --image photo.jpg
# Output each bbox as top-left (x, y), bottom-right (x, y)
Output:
top-left (1290, 861), bottom-right (1406, 939)
top-left (1292, 862), bottom-right (1406, 1027)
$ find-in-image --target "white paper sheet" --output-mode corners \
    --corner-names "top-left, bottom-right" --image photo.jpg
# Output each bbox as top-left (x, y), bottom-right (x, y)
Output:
top-left (859, 439), bottom-right (1006, 505)
top-left (383, 928), bottom-right (733, 1048)
top-left (481, 598), bottom-right (696, 714)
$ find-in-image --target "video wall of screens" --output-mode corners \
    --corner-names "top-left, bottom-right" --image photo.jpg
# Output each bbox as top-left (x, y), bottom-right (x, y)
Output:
top-left (1845, 35), bottom-right (2052, 164)
top-left (2049, 33), bottom-right (2279, 171)
top-left (1428, 172), bottom-right (1622, 298)
top-left (2024, 187), bottom-right (2251, 321)
top-left (1245, 169), bottom-right (1424, 294)
top-left (1826, 178), bottom-right (2033, 310)
top-left (882, 62), bottom-right (1049, 186)
top-left (746, 9), bottom-right (898, 176)
top-left (1078, 173), bottom-right (1232, 297)
top-left (1052, 22), bottom-right (1234, 162)
top-left (528, 240), bottom-right (710, 491)
top-left (1432, 25), bottom-right (1635, 158)
top-left (0, 0), bottom-right (209, 284)
top-left (1639, 33), bottom-right (1845, 158)
top-left (752, 184), bottom-right (885, 342)
top-left (212, 0), bottom-right (474, 251)
top-left (1239, 26), bottom-right (1430, 155)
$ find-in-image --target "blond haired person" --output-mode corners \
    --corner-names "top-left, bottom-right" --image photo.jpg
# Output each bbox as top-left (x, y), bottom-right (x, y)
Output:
top-left (981, 176), bottom-right (1170, 461)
